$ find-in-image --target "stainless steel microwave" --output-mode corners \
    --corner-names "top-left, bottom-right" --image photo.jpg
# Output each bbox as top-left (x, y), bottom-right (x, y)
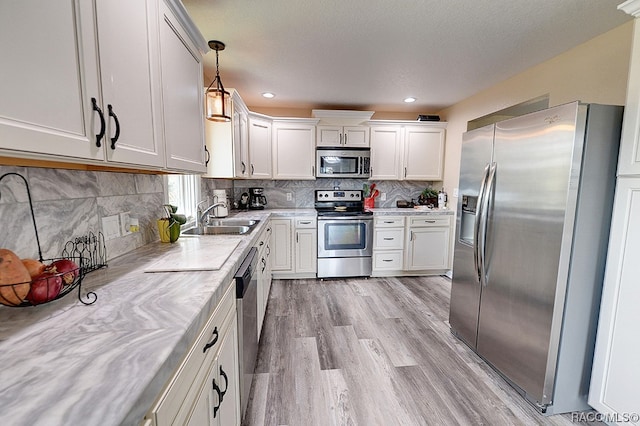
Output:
top-left (316, 148), bottom-right (370, 178)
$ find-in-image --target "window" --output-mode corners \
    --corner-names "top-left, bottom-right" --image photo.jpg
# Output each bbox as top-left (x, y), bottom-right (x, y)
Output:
top-left (166, 174), bottom-right (200, 227)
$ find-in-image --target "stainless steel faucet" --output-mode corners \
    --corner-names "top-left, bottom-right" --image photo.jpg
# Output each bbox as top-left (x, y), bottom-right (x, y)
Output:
top-left (198, 202), bottom-right (227, 226)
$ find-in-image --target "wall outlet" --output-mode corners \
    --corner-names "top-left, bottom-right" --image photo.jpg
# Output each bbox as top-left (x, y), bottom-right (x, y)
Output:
top-left (380, 192), bottom-right (387, 201)
top-left (102, 215), bottom-right (121, 240)
top-left (286, 192), bottom-right (292, 201)
top-left (120, 211), bottom-right (132, 236)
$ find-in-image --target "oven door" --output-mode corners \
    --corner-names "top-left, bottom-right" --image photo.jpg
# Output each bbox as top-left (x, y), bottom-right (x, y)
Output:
top-left (317, 217), bottom-right (373, 257)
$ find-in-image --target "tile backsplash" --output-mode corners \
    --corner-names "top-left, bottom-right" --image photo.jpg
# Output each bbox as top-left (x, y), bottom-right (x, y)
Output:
top-left (0, 165), bottom-right (442, 263)
top-left (204, 178), bottom-right (441, 209)
top-left (0, 166), bottom-right (165, 261)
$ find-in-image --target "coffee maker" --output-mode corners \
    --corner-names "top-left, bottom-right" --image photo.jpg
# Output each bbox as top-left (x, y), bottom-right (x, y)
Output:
top-left (249, 187), bottom-right (267, 210)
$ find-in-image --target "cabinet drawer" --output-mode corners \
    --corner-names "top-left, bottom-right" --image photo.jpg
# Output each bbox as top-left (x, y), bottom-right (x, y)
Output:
top-left (374, 216), bottom-right (405, 227)
top-left (408, 216), bottom-right (451, 227)
top-left (374, 228), bottom-right (404, 250)
top-left (256, 222), bottom-right (272, 254)
top-left (373, 251), bottom-right (403, 270)
top-left (295, 217), bottom-right (317, 228)
top-left (151, 282), bottom-right (236, 426)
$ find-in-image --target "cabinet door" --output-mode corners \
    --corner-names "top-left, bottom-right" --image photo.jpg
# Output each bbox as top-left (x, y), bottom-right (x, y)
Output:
top-left (405, 227), bottom-right (450, 270)
top-left (234, 109), bottom-right (250, 178)
top-left (295, 229), bottom-right (317, 273)
top-left (96, 0), bottom-right (165, 168)
top-left (216, 316), bottom-right (240, 426)
top-left (403, 126), bottom-right (445, 180)
top-left (160, 2), bottom-right (206, 173)
top-left (344, 126), bottom-right (370, 147)
top-left (316, 126), bottom-right (343, 147)
top-left (271, 219), bottom-right (293, 271)
top-left (248, 116), bottom-right (272, 178)
top-left (589, 177), bottom-right (640, 419)
top-left (369, 126), bottom-right (402, 179)
top-left (272, 122), bottom-right (316, 179)
top-left (617, 21), bottom-right (640, 176)
top-left (0, 0), bottom-right (104, 161)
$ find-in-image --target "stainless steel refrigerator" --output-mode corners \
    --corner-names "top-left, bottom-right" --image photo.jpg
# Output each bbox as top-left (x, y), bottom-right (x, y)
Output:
top-left (449, 102), bottom-right (623, 414)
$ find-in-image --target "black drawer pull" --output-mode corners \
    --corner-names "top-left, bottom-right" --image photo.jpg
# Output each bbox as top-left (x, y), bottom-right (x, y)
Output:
top-left (382, 259), bottom-right (393, 262)
top-left (107, 104), bottom-right (120, 149)
top-left (91, 98), bottom-right (105, 147)
top-left (383, 237), bottom-right (394, 240)
top-left (212, 378), bottom-right (222, 418)
top-left (202, 327), bottom-right (219, 353)
top-left (219, 365), bottom-right (229, 400)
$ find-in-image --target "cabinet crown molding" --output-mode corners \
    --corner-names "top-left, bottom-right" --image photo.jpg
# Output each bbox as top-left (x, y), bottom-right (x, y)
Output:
top-left (312, 109), bottom-right (374, 125)
top-left (619, 0), bottom-right (640, 17)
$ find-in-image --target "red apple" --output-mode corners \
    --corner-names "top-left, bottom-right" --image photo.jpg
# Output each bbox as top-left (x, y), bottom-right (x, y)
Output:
top-left (27, 271), bottom-right (63, 305)
top-left (49, 259), bottom-right (79, 285)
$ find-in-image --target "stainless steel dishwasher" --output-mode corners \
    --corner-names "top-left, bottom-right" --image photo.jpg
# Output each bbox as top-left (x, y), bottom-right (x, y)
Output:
top-left (234, 247), bottom-right (258, 421)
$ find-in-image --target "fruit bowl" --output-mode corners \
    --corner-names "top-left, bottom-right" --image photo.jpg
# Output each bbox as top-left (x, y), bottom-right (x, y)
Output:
top-left (0, 256), bottom-right (94, 307)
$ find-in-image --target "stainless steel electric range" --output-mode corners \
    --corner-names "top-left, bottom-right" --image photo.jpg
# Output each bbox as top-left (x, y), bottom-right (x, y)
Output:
top-left (315, 189), bottom-right (373, 278)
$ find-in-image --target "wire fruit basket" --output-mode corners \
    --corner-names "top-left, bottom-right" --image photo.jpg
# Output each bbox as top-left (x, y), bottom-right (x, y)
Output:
top-left (0, 173), bottom-right (106, 307)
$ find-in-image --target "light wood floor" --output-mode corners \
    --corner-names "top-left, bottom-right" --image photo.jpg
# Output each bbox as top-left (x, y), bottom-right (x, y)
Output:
top-left (244, 276), bottom-right (599, 426)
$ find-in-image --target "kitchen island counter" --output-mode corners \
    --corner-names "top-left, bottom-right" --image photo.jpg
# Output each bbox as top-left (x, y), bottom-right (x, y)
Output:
top-left (0, 209), bottom-right (313, 426)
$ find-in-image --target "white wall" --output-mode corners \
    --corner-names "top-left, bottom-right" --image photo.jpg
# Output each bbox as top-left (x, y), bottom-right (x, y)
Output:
top-left (438, 21), bottom-right (634, 204)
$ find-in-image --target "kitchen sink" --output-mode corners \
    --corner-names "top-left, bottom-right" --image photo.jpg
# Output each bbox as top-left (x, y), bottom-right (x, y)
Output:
top-left (181, 219), bottom-right (260, 236)
top-left (206, 219), bottom-right (259, 227)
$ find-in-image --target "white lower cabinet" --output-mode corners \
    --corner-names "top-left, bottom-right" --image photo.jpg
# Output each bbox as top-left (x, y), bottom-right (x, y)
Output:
top-left (589, 177), bottom-right (640, 422)
top-left (272, 217), bottom-right (317, 278)
top-left (186, 316), bottom-right (239, 426)
top-left (294, 218), bottom-right (317, 275)
top-left (146, 282), bottom-right (239, 426)
top-left (256, 222), bottom-right (273, 335)
top-left (405, 216), bottom-right (451, 271)
top-left (372, 216), bottom-right (405, 276)
top-left (372, 215), bottom-right (452, 276)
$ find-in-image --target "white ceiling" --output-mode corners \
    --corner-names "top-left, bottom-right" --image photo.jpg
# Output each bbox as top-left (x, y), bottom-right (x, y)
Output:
top-left (182, 0), bottom-right (631, 114)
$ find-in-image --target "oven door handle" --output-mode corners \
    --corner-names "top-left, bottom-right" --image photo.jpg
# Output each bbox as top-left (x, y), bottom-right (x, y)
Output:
top-left (317, 216), bottom-right (373, 221)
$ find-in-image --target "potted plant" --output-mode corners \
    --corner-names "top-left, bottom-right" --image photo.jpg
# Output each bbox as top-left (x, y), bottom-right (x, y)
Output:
top-left (157, 204), bottom-right (187, 243)
top-left (418, 188), bottom-right (439, 207)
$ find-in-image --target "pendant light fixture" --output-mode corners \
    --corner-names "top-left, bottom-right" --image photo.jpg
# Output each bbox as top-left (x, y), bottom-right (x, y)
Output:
top-left (205, 40), bottom-right (231, 122)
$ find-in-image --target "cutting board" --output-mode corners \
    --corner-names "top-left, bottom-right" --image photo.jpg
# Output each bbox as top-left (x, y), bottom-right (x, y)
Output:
top-left (144, 237), bottom-right (241, 272)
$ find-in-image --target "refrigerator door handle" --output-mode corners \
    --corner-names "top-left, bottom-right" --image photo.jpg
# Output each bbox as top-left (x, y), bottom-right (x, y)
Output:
top-left (479, 162), bottom-right (497, 286)
top-left (474, 163), bottom-right (491, 283)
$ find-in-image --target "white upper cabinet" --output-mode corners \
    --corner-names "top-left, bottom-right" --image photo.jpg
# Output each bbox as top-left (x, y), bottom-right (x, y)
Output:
top-left (96, 0), bottom-right (165, 169)
top-left (205, 91), bottom-right (249, 178)
top-left (369, 122), bottom-right (446, 181)
top-left (369, 126), bottom-right (403, 179)
top-left (159, 1), bottom-right (206, 173)
top-left (0, 0), bottom-right (103, 161)
top-left (248, 114), bottom-right (272, 179)
top-left (617, 17), bottom-right (640, 176)
top-left (316, 125), bottom-right (370, 147)
top-left (0, 0), bottom-right (206, 172)
top-left (403, 126), bottom-right (445, 180)
top-left (272, 120), bottom-right (317, 180)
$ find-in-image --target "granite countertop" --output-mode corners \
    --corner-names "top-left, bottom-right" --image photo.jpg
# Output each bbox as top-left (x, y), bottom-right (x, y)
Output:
top-left (369, 207), bottom-right (455, 216)
top-left (0, 209), bottom-right (314, 426)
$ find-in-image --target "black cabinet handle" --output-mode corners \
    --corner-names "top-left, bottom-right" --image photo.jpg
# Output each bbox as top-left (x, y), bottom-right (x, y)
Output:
top-left (251, 164), bottom-right (255, 175)
top-left (205, 146), bottom-right (210, 166)
top-left (259, 241), bottom-right (264, 246)
top-left (202, 326), bottom-right (219, 353)
top-left (219, 365), bottom-right (229, 400)
top-left (382, 259), bottom-right (393, 262)
top-left (212, 378), bottom-right (222, 418)
top-left (91, 98), bottom-right (105, 148)
top-left (266, 245), bottom-right (271, 256)
top-left (107, 104), bottom-right (120, 149)
top-left (383, 237), bottom-right (394, 240)
top-left (261, 257), bottom-right (267, 272)
top-left (241, 161), bottom-right (246, 174)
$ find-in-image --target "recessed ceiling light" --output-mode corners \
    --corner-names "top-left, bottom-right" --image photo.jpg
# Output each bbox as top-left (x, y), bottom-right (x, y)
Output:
top-left (404, 97), bottom-right (417, 103)
top-left (262, 92), bottom-right (275, 99)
